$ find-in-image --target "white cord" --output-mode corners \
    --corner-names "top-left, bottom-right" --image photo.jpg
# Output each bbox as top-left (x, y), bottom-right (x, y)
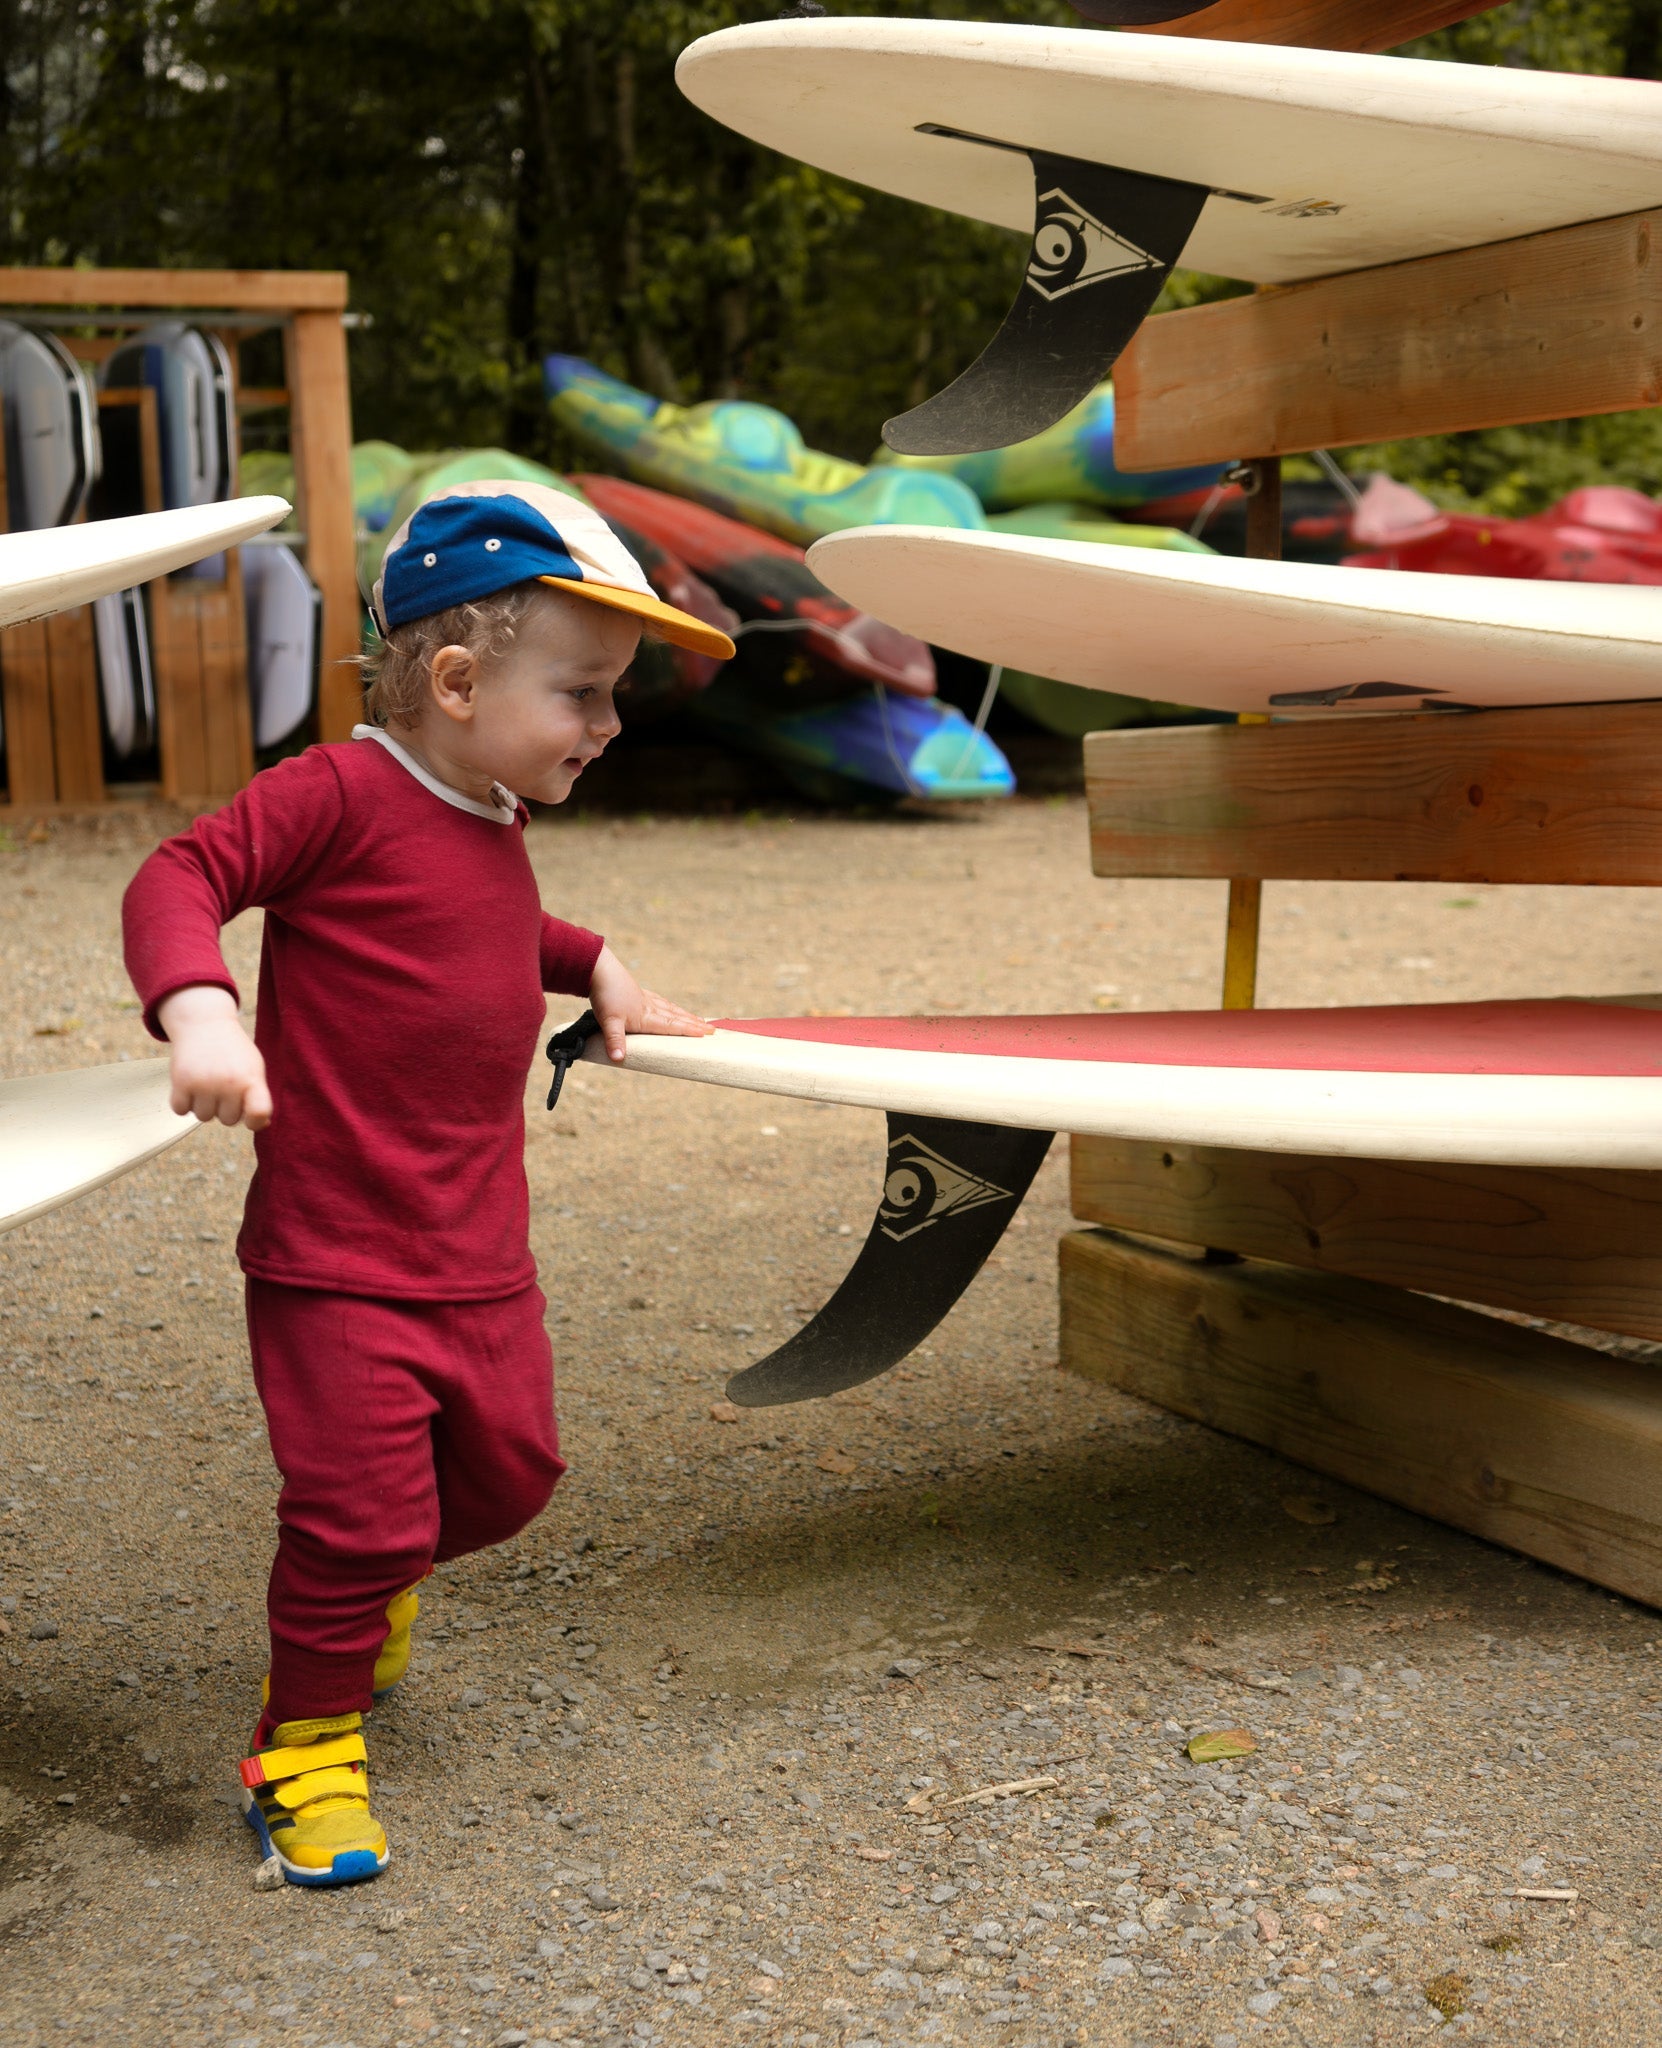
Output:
top-left (1312, 446), bottom-right (1363, 511)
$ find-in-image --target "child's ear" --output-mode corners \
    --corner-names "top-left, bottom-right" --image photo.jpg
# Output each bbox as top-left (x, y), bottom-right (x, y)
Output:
top-left (429, 644), bottom-right (478, 721)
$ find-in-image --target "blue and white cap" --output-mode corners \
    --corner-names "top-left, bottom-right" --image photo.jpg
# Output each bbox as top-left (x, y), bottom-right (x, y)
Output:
top-left (371, 477), bottom-right (735, 657)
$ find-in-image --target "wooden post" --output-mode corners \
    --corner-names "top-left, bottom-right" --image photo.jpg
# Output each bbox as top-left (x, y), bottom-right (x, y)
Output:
top-left (1220, 458), bottom-right (1278, 1010)
top-left (286, 309), bottom-right (361, 743)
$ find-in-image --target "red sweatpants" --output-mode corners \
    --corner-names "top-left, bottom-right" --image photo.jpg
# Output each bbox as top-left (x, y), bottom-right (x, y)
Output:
top-left (246, 1278), bottom-right (566, 1726)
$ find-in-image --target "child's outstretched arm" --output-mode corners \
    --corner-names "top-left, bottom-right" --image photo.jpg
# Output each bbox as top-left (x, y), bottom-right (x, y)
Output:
top-left (587, 943), bottom-right (714, 1064)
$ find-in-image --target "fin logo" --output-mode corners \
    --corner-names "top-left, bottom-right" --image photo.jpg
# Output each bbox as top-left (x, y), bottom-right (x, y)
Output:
top-left (1026, 187), bottom-right (1161, 301)
top-left (879, 1133), bottom-right (1016, 1243)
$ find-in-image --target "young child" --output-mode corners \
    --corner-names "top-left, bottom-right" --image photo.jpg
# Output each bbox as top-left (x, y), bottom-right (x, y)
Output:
top-left (122, 480), bottom-right (732, 1886)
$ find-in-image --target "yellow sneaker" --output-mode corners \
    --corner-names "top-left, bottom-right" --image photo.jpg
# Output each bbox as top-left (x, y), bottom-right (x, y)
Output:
top-left (239, 1712), bottom-right (388, 1887)
top-left (373, 1582), bottom-right (420, 1697)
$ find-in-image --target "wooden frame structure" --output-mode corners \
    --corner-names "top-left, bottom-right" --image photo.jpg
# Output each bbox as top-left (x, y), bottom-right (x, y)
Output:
top-left (1059, 15), bottom-right (1662, 1604)
top-left (0, 268), bottom-right (358, 810)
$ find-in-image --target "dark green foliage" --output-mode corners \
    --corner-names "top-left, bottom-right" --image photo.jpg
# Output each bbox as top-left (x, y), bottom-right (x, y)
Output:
top-left (0, 0), bottom-right (1655, 506)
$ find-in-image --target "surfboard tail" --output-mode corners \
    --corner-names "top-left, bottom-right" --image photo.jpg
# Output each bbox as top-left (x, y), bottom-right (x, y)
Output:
top-left (881, 146), bottom-right (1207, 457)
top-left (725, 1114), bottom-right (1054, 1407)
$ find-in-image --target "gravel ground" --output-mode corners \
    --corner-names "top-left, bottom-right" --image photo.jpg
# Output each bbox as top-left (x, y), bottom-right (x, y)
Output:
top-left (3, 792), bottom-right (1662, 2048)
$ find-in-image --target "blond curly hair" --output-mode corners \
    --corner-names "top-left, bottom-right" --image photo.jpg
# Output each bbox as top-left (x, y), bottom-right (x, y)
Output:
top-left (360, 584), bottom-right (542, 730)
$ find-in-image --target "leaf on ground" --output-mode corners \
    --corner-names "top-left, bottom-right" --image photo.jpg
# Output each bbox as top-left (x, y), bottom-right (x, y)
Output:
top-left (1281, 1494), bottom-right (1338, 1525)
top-left (1187, 1727), bottom-right (1258, 1764)
top-left (1027, 1635), bottom-right (1115, 1658)
top-left (816, 1449), bottom-right (858, 1474)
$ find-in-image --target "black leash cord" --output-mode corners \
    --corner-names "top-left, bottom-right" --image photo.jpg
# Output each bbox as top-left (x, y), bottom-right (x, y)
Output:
top-left (545, 1009), bottom-right (600, 1111)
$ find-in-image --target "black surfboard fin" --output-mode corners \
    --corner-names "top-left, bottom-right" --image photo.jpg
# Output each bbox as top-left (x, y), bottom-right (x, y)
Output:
top-left (1068, 0), bottom-right (1216, 21)
top-left (881, 141), bottom-right (1208, 457)
top-left (725, 1114), bottom-right (1054, 1408)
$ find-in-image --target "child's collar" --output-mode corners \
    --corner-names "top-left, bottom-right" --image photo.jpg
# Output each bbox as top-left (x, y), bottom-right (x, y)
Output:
top-left (352, 724), bottom-right (519, 824)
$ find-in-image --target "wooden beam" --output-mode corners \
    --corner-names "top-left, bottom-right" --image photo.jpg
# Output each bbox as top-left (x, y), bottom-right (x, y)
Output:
top-left (285, 310), bottom-right (362, 742)
top-left (1059, 1227), bottom-right (1662, 1607)
top-left (1086, 699), bottom-right (1662, 887)
top-left (0, 621), bottom-right (58, 804)
top-left (44, 607), bottom-right (103, 804)
top-left (1115, 208), bottom-right (1662, 470)
top-left (1141, 0), bottom-right (1497, 51)
top-left (1072, 1135), bottom-right (1662, 1342)
top-left (0, 267), bottom-right (347, 313)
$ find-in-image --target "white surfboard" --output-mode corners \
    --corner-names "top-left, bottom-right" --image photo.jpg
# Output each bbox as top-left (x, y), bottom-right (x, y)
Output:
top-left (676, 20), bottom-right (1662, 288)
top-left (93, 586), bottom-right (156, 760)
top-left (0, 322), bottom-right (100, 532)
top-left (803, 528), bottom-right (1662, 717)
top-left (0, 1060), bottom-right (195, 1236)
top-left (585, 1002), bottom-right (1662, 1171)
top-left (243, 540), bottom-right (320, 749)
top-left (0, 496), bottom-right (290, 633)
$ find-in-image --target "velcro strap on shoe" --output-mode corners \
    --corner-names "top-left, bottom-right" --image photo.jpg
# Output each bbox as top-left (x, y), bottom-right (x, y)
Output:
top-left (240, 1732), bottom-right (368, 1790)
top-left (269, 1763), bottom-right (368, 1812)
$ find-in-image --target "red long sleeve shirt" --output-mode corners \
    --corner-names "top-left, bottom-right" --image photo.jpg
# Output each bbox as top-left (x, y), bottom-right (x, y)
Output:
top-left (123, 735), bottom-right (603, 1301)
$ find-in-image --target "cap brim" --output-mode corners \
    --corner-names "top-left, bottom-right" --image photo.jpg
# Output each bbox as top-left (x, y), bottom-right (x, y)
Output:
top-left (539, 575), bottom-right (735, 659)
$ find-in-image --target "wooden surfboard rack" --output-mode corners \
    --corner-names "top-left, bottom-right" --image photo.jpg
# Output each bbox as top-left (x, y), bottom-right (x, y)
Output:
top-left (0, 267), bottom-right (358, 812)
top-left (1062, 4), bottom-right (1662, 1606)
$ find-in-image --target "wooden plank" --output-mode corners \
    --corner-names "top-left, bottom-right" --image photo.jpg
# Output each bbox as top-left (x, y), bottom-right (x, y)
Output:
top-left (1059, 1226), bottom-right (1662, 1607)
top-left (1143, 0), bottom-right (1496, 50)
top-left (1072, 1136), bottom-right (1662, 1342)
top-left (150, 579), bottom-right (208, 802)
top-left (1116, 209), bottom-right (1662, 470)
top-left (1086, 699), bottom-right (1662, 887)
top-left (0, 621), bottom-right (58, 803)
top-left (44, 606), bottom-right (103, 803)
top-left (285, 310), bottom-right (361, 742)
top-left (0, 267), bottom-right (347, 313)
top-left (199, 559), bottom-right (253, 797)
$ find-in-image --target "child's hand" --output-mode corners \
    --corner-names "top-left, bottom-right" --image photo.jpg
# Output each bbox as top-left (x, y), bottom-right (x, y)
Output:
top-left (156, 985), bottom-right (273, 1130)
top-left (588, 943), bottom-right (713, 1064)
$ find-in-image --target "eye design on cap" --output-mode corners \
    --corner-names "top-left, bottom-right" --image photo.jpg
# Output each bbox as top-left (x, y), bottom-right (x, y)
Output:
top-left (484, 537), bottom-right (502, 552)
top-left (1026, 186), bottom-right (1162, 301)
top-left (422, 552), bottom-right (437, 567)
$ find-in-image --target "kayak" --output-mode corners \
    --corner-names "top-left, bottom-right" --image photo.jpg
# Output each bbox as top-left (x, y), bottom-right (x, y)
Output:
top-left (987, 500), bottom-right (1214, 554)
top-left (875, 381), bottom-right (1225, 512)
top-left (547, 354), bottom-right (984, 546)
top-left (353, 442), bottom-right (424, 533)
top-left (573, 474), bottom-right (937, 703)
top-left (688, 673), bottom-right (1014, 805)
top-left (594, 511), bottom-right (739, 724)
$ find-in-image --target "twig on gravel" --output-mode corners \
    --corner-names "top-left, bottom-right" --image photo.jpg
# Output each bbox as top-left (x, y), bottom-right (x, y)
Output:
top-left (906, 1773), bottom-right (1059, 1815)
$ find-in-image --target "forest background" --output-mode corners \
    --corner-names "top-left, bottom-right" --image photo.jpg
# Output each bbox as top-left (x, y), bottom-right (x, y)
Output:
top-left (3, 0), bottom-right (1659, 513)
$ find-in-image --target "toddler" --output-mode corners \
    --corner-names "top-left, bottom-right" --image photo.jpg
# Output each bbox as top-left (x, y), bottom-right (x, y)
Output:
top-left (122, 480), bottom-right (731, 1884)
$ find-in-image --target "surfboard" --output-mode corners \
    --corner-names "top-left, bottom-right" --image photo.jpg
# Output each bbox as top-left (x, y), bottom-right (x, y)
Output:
top-left (0, 1060), bottom-right (195, 1237)
top-left (92, 586), bottom-right (156, 760)
top-left (242, 539), bottom-right (320, 750)
top-left (0, 322), bottom-right (99, 532)
top-left (676, 21), bottom-right (1662, 450)
top-left (802, 528), bottom-right (1662, 717)
top-left (0, 497), bottom-right (290, 633)
top-left (587, 1003), bottom-right (1662, 1171)
top-left (568, 999), bottom-right (1662, 1404)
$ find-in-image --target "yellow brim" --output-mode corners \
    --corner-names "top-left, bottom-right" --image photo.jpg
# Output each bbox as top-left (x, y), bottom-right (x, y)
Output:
top-left (539, 575), bottom-right (736, 660)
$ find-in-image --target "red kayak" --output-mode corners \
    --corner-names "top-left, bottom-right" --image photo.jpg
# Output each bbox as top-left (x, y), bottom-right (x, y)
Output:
top-left (591, 508), bottom-right (738, 723)
top-left (1344, 478), bottom-right (1662, 584)
top-left (574, 473), bottom-right (936, 699)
